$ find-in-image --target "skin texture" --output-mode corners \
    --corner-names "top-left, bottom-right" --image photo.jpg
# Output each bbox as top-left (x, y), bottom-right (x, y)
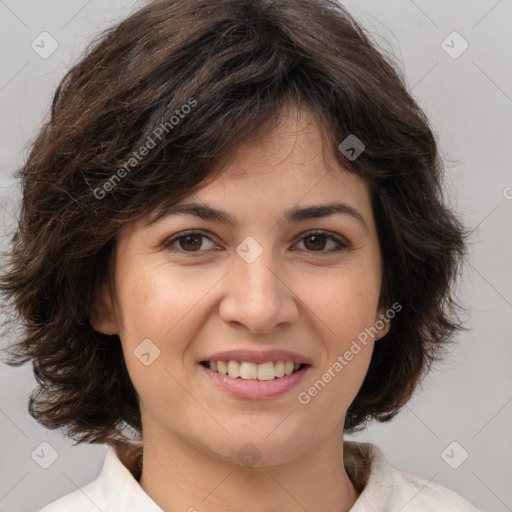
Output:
top-left (91, 105), bottom-right (390, 512)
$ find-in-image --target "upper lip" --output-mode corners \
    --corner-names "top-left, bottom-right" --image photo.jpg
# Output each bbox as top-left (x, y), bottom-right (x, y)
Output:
top-left (200, 349), bottom-right (312, 365)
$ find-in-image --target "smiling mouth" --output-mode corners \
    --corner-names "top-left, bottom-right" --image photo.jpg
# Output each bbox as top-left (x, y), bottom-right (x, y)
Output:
top-left (200, 360), bottom-right (309, 381)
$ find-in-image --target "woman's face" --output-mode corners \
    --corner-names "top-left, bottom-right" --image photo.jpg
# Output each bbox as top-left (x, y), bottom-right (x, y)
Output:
top-left (92, 105), bottom-right (389, 465)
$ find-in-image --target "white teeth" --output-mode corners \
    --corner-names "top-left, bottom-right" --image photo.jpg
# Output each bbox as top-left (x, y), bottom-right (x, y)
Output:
top-left (240, 361), bottom-right (258, 379)
top-left (206, 360), bottom-right (305, 380)
top-left (274, 361), bottom-right (285, 378)
top-left (217, 361), bottom-right (228, 375)
top-left (227, 360), bottom-right (240, 378)
top-left (257, 361), bottom-right (275, 381)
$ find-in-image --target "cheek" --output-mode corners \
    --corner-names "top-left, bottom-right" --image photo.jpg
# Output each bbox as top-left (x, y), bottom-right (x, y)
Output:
top-left (301, 263), bottom-right (381, 344)
top-left (316, 343), bottom-right (373, 421)
top-left (300, 277), bottom-right (376, 414)
top-left (113, 267), bottom-right (200, 417)
top-left (115, 263), bottom-right (222, 375)
top-left (116, 262), bottom-right (211, 334)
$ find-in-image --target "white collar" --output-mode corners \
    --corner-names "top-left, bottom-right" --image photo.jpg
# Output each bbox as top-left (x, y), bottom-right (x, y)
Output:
top-left (39, 440), bottom-right (481, 511)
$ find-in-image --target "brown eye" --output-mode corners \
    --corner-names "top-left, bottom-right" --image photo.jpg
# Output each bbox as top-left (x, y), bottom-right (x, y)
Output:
top-left (162, 231), bottom-right (216, 255)
top-left (303, 233), bottom-right (328, 251)
top-left (295, 231), bottom-right (348, 254)
top-left (178, 234), bottom-right (203, 251)
top-left (162, 229), bottom-right (348, 257)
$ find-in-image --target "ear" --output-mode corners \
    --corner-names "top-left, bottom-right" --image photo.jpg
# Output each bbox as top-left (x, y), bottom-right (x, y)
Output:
top-left (373, 306), bottom-right (391, 341)
top-left (89, 284), bottom-right (119, 335)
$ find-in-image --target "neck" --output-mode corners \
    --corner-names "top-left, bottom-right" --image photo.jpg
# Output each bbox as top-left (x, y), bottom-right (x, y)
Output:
top-left (136, 429), bottom-right (360, 512)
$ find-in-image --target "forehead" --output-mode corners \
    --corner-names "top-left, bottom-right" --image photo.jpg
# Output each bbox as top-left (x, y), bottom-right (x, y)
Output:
top-left (218, 104), bottom-right (339, 179)
top-left (180, 105), bottom-right (372, 216)
top-left (127, 103), bottom-right (375, 235)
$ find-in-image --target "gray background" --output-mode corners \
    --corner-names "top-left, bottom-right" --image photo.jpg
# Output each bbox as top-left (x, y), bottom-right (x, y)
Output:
top-left (0, 1), bottom-right (510, 511)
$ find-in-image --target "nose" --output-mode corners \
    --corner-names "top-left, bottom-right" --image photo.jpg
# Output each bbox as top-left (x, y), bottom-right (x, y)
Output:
top-left (218, 244), bottom-right (299, 334)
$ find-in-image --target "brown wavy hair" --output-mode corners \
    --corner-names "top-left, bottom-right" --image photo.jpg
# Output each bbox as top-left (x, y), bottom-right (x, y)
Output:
top-left (0, 0), bottom-right (468, 445)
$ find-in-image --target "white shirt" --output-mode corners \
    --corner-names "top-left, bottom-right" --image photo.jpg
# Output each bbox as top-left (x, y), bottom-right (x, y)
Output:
top-left (37, 440), bottom-right (482, 512)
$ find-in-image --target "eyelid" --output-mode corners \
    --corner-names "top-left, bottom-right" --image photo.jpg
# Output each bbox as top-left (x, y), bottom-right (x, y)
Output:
top-left (161, 229), bottom-right (350, 256)
top-left (292, 229), bottom-right (349, 252)
top-left (160, 229), bottom-right (217, 256)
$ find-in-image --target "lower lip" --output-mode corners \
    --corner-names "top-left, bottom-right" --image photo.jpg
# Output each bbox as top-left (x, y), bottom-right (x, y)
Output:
top-left (199, 363), bottom-right (311, 400)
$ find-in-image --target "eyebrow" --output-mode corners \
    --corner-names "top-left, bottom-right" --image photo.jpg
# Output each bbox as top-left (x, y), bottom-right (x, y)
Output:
top-left (146, 200), bottom-right (369, 232)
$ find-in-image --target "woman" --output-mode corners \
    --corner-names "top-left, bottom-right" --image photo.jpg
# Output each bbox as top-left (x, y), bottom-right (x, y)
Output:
top-left (0, 0), bottom-right (481, 510)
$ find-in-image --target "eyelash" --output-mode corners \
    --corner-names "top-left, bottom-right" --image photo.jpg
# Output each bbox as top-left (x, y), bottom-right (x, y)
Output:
top-left (161, 230), bottom-right (349, 257)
